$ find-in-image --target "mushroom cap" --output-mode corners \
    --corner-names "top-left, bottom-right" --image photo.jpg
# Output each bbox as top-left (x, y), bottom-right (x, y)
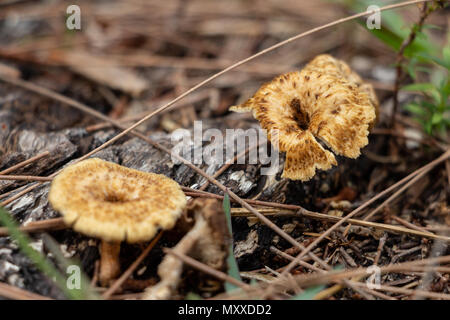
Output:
top-left (230, 54), bottom-right (378, 181)
top-left (48, 158), bottom-right (187, 243)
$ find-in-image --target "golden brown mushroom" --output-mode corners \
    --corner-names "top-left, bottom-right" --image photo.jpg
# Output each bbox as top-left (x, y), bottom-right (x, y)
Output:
top-left (48, 158), bottom-right (187, 285)
top-left (230, 54), bottom-right (378, 181)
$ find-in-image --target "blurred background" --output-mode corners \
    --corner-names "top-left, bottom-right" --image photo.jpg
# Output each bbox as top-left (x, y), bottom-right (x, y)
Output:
top-left (0, 0), bottom-right (447, 134)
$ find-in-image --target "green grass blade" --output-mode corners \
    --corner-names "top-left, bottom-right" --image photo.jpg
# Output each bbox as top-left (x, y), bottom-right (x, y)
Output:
top-left (222, 193), bottom-right (242, 292)
top-left (291, 284), bottom-right (326, 300)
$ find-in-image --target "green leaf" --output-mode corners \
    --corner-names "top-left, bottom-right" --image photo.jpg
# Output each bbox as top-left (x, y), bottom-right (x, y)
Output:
top-left (414, 65), bottom-right (434, 74)
top-left (223, 193), bottom-right (242, 292)
top-left (364, 26), bottom-right (403, 51)
top-left (416, 52), bottom-right (450, 70)
top-left (443, 46), bottom-right (450, 68)
top-left (402, 83), bottom-right (436, 92)
top-left (421, 24), bottom-right (442, 31)
top-left (431, 69), bottom-right (447, 89)
top-left (443, 79), bottom-right (450, 94)
top-left (444, 117), bottom-right (450, 126)
top-left (402, 83), bottom-right (441, 104)
top-left (423, 100), bottom-right (439, 109)
top-left (406, 60), bottom-right (418, 80)
top-left (431, 112), bottom-right (443, 125)
top-left (425, 121), bottom-right (433, 134)
top-left (404, 103), bottom-right (428, 117)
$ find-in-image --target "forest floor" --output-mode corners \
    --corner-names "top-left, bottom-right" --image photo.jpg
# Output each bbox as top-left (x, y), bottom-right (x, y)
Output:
top-left (0, 0), bottom-right (448, 300)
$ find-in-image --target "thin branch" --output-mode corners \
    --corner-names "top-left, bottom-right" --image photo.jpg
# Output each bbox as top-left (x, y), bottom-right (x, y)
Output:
top-left (221, 255), bottom-right (450, 299)
top-left (0, 175), bottom-right (53, 182)
top-left (348, 281), bottom-right (450, 300)
top-left (230, 206), bottom-right (449, 241)
top-left (269, 246), bottom-right (325, 273)
top-left (0, 217), bottom-right (66, 237)
top-left (390, 215), bottom-right (433, 234)
top-left (374, 233), bottom-right (388, 266)
top-left (0, 282), bottom-right (52, 300)
top-left (1, 182), bottom-right (41, 206)
top-left (0, 151), bottom-right (49, 175)
top-left (3, 185), bottom-right (448, 243)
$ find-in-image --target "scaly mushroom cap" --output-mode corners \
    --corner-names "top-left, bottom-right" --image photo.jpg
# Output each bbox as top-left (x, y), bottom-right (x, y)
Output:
top-left (48, 158), bottom-right (187, 243)
top-left (230, 54), bottom-right (378, 181)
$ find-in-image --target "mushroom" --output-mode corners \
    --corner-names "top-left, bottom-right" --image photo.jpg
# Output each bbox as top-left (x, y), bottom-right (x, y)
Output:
top-left (230, 54), bottom-right (378, 181)
top-left (48, 158), bottom-right (187, 285)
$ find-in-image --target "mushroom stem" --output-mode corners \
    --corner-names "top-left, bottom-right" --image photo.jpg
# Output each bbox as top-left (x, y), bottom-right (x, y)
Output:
top-left (99, 240), bottom-right (121, 286)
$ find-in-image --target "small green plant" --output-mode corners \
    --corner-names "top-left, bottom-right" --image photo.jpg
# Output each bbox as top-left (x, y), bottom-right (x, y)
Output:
top-left (344, 0), bottom-right (449, 139)
top-left (401, 39), bottom-right (450, 136)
